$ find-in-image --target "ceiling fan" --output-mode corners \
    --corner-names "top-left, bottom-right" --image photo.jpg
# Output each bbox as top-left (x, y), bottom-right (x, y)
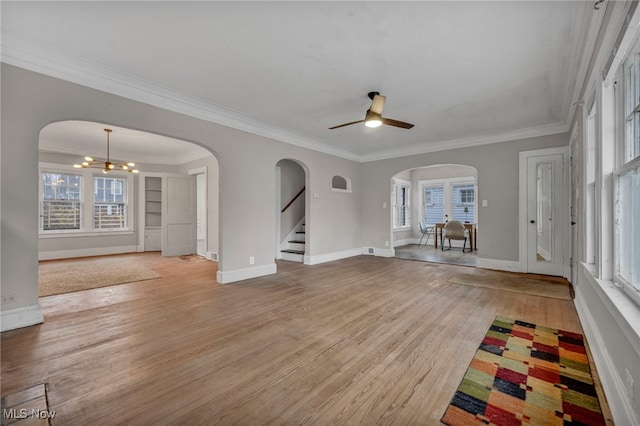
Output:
top-left (329, 92), bottom-right (414, 130)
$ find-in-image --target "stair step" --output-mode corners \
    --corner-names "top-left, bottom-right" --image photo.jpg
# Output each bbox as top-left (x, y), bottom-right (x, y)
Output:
top-left (288, 240), bottom-right (305, 244)
top-left (281, 249), bottom-right (305, 255)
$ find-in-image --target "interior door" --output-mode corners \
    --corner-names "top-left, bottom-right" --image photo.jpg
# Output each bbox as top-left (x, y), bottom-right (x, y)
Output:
top-left (162, 174), bottom-right (196, 256)
top-left (526, 154), bottom-right (564, 276)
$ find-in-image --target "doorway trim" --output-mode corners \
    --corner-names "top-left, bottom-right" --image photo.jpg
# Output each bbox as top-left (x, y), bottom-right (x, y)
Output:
top-left (188, 166), bottom-right (208, 258)
top-left (518, 146), bottom-right (570, 277)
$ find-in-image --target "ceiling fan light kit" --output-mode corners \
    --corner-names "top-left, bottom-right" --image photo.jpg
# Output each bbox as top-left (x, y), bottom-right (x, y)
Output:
top-left (73, 128), bottom-right (139, 174)
top-left (329, 91), bottom-right (414, 130)
top-left (364, 109), bottom-right (382, 128)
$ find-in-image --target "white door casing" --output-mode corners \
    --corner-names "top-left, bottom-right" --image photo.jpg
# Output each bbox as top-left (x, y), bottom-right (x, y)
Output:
top-left (519, 147), bottom-right (568, 277)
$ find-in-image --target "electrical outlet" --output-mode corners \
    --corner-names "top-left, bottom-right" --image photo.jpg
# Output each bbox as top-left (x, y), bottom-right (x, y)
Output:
top-left (249, 256), bottom-right (255, 265)
top-left (625, 368), bottom-right (634, 399)
top-left (385, 240), bottom-right (389, 247)
top-left (1, 294), bottom-right (17, 305)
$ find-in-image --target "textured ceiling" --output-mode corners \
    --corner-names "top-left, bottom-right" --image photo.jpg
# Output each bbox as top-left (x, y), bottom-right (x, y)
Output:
top-left (2, 1), bottom-right (594, 162)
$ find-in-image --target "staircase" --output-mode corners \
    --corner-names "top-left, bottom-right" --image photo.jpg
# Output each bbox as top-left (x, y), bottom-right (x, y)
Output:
top-left (280, 220), bottom-right (305, 262)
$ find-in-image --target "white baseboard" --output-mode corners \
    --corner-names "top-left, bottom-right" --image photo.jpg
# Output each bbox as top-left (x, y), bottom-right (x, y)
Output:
top-left (475, 258), bottom-right (521, 272)
top-left (373, 248), bottom-right (395, 258)
top-left (1, 304), bottom-right (44, 332)
top-left (39, 245), bottom-right (138, 261)
top-left (305, 248), bottom-right (361, 265)
top-left (574, 266), bottom-right (640, 426)
top-left (393, 238), bottom-right (415, 247)
top-left (216, 262), bottom-right (277, 284)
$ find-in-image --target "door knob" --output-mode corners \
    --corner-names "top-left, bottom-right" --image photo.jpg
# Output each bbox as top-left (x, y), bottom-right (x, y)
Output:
top-left (530, 220), bottom-right (535, 224)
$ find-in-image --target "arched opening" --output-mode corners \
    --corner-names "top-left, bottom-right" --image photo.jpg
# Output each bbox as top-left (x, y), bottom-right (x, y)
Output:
top-left (275, 159), bottom-right (308, 263)
top-left (331, 175), bottom-right (351, 192)
top-left (390, 164), bottom-right (479, 267)
top-left (38, 120), bottom-right (220, 296)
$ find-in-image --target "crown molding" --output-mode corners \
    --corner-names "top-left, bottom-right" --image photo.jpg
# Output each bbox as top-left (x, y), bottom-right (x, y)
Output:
top-left (3, 33), bottom-right (572, 164)
top-left (358, 121), bottom-right (570, 162)
top-left (1, 34), bottom-right (361, 162)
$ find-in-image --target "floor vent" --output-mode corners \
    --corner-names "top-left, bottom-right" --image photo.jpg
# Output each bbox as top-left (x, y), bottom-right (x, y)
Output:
top-left (364, 247), bottom-right (375, 255)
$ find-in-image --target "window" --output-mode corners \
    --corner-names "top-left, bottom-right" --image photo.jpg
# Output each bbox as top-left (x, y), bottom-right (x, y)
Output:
top-left (41, 172), bottom-right (82, 230)
top-left (420, 178), bottom-right (476, 225)
top-left (624, 52), bottom-right (640, 162)
top-left (40, 165), bottom-right (133, 234)
top-left (615, 46), bottom-right (640, 303)
top-left (424, 186), bottom-right (444, 225)
top-left (585, 102), bottom-right (597, 265)
top-left (94, 177), bottom-right (127, 229)
top-left (616, 166), bottom-right (640, 295)
top-left (452, 184), bottom-right (475, 223)
top-left (392, 179), bottom-right (410, 228)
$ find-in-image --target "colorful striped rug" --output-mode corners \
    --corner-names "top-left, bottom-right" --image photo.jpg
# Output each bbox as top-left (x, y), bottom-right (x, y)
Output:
top-left (441, 317), bottom-right (606, 426)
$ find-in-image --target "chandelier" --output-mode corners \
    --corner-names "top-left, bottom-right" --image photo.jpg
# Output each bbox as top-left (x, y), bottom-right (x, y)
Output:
top-left (73, 128), bottom-right (139, 174)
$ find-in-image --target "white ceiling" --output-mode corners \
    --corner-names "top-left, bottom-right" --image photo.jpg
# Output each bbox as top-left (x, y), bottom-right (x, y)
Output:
top-left (2, 1), bottom-right (595, 162)
top-left (39, 121), bottom-right (212, 166)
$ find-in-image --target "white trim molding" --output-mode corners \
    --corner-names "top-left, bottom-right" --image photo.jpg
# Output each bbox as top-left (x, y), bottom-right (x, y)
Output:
top-left (216, 263), bottom-right (277, 284)
top-left (39, 245), bottom-right (138, 261)
top-left (1, 305), bottom-right (44, 332)
top-left (3, 33), bottom-right (576, 164)
top-left (475, 258), bottom-right (522, 273)
top-left (574, 263), bottom-right (640, 425)
top-left (373, 248), bottom-right (395, 258)
top-left (304, 248), bottom-right (361, 265)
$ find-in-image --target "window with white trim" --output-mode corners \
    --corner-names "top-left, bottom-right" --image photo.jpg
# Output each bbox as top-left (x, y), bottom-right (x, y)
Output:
top-left (94, 176), bottom-right (127, 229)
top-left (41, 171), bottom-right (82, 230)
top-left (40, 165), bottom-right (134, 234)
top-left (420, 177), bottom-right (477, 225)
top-left (392, 179), bottom-right (411, 229)
top-left (615, 43), bottom-right (640, 304)
top-left (452, 184), bottom-right (475, 223)
top-left (424, 186), bottom-right (444, 225)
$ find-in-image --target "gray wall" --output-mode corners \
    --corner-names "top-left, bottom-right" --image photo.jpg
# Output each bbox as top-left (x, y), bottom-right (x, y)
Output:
top-left (1, 64), bottom-right (362, 315)
top-left (361, 133), bottom-right (568, 261)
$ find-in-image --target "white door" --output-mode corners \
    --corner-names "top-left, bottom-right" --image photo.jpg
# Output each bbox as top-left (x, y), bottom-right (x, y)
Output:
top-left (162, 174), bottom-right (196, 256)
top-left (526, 153), bottom-right (564, 276)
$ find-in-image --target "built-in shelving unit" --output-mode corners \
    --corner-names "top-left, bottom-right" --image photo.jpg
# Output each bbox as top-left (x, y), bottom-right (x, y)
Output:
top-left (144, 176), bottom-right (162, 251)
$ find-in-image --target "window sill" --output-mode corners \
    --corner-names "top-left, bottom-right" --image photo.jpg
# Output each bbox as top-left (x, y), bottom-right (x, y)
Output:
top-left (393, 227), bottom-right (412, 232)
top-left (580, 262), bottom-right (640, 348)
top-left (39, 230), bottom-right (135, 239)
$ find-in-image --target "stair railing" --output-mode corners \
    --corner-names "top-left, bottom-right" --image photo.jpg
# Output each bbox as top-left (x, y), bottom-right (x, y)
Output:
top-left (281, 187), bottom-right (305, 213)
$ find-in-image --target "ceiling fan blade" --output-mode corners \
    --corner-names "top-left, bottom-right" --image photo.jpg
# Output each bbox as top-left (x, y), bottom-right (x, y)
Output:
top-left (370, 94), bottom-right (386, 115)
top-left (382, 117), bottom-right (414, 129)
top-left (329, 120), bottom-right (365, 130)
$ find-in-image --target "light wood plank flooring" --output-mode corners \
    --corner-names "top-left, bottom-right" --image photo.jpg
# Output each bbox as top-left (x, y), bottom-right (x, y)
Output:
top-left (394, 244), bottom-right (477, 267)
top-left (1, 253), bottom-right (612, 425)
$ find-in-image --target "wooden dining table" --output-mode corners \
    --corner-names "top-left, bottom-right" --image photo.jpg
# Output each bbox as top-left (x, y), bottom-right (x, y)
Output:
top-left (434, 222), bottom-right (477, 250)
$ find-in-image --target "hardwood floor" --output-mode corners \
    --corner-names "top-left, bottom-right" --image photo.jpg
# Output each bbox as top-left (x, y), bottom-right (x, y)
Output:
top-left (394, 244), bottom-right (477, 267)
top-left (1, 253), bottom-right (613, 425)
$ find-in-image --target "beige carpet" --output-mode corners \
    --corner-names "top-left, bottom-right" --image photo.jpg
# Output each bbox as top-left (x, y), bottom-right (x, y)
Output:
top-left (39, 258), bottom-right (160, 297)
top-left (448, 273), bottom-right (573, 300)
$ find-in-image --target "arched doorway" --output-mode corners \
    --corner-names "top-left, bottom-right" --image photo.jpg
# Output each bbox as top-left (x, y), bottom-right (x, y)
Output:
top-left (38, 120), bottom-right (220, 295)
top-left (390, 164), bottom-right (479, 267)
top-left (275, 159), bottom-right (307, 263)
